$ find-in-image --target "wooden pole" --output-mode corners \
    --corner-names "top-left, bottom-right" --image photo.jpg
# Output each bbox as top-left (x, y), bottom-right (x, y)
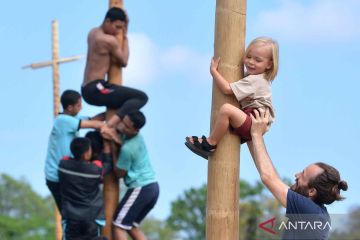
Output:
top-left (51, 20), bottom-right (63, 240)
top-left (206, 0), bottom-right (246, 239)
top-left (23, 20), bottom-right (82, 240)
top-left (102, 1), bottom-right (123, 239)
top-left (52, 20), bottom-right (61, 119)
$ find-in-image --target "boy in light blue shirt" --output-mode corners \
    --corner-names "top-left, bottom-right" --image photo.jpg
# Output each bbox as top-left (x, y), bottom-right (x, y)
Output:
top-left (112, 111), bottom-right (159, 240)
top-left (44, 89), bottom-right (116, 212)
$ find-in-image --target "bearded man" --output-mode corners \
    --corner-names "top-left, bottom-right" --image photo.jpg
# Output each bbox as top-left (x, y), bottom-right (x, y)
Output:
top-left (249, 109), bottom-right (348, 239)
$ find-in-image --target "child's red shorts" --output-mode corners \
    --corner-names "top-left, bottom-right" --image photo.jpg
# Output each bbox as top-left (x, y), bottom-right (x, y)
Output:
top-left (231, 108), bottom-right (254, 144)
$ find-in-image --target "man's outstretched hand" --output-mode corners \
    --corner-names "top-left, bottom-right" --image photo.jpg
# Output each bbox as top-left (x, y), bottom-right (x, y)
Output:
top-left (250, 108), bottom-right (271, 137)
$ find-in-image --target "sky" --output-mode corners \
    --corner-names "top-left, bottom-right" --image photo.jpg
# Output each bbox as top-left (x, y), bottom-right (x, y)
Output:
top-left (1, 0), bottom-right (360, 221)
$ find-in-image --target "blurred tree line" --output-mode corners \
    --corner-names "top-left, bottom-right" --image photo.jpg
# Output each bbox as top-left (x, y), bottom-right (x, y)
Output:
top-left (330, 206), bottom-right (360, 240)
top-left (0, 173), bottom-right (358, 240)
top-left (0, 174), bottom-right (55, 239)
top-left (164, 180), bottom-right (283, 240)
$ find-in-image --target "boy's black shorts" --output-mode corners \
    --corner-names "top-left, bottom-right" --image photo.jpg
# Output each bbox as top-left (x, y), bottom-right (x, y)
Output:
top-left (113, 182), bottom-right (159, 230)
top-left (63, 219), bottom-right (102, 240)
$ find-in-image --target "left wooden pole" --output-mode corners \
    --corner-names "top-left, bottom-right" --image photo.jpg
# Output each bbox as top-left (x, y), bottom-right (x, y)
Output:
top-left (23, 19), bottom-right (82, 240)
top-left (52, 20), bottom-right (61, 118)
top-left (52, 20), bottom-right (62, 240)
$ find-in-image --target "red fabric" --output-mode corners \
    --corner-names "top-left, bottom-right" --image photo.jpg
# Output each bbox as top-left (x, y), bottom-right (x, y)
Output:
top-left (232, 108), bottom-right (254, 144)
top-left (92, 160), bottom-right (103, 168)
top-left (92, 160), bottom-right (104, 182)
top-left (61, 156), bottom-right (70, 161)
top-left (100, 88), bottom-right (111, 94)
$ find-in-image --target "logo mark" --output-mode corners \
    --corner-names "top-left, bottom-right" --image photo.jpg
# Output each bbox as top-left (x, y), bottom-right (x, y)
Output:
top-left (259, 217), bottom-right (277, 235)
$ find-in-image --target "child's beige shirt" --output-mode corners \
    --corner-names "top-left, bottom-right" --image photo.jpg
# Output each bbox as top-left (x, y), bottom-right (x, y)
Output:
top-left (229, 73), bottom-right (275, 122)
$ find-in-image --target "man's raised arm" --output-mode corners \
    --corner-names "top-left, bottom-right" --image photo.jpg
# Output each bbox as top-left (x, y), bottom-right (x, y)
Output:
top-left (108, 32), bottom-right (129, 67)
top-left (249, 109), bottom-right (289, 207)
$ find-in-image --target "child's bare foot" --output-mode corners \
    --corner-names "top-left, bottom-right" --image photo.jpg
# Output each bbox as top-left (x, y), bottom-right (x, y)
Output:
top-left (185, 136), bottom-right (217, 160)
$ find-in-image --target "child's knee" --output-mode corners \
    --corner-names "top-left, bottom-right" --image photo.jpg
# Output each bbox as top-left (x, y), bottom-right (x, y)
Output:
top-left (219, 103), bottom-right (233, 115)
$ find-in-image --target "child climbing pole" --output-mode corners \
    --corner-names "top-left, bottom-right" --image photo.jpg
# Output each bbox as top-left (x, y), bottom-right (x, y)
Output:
top-left (185, 37), bottom-right (279, 159)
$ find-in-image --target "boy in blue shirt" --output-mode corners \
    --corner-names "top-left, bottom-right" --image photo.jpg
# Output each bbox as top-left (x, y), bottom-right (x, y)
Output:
top-left (44, 89), bottom-right (116, 212)
top-left (112, 111), bottom-right (159, 240)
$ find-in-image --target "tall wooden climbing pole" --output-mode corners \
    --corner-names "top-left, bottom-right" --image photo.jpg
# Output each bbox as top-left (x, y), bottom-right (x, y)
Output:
top-left (206, 0), bottom-right (247, 239)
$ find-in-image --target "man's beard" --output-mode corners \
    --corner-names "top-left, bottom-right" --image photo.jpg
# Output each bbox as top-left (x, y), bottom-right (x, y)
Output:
top-left (290, 182), bottom-right (310, 197)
